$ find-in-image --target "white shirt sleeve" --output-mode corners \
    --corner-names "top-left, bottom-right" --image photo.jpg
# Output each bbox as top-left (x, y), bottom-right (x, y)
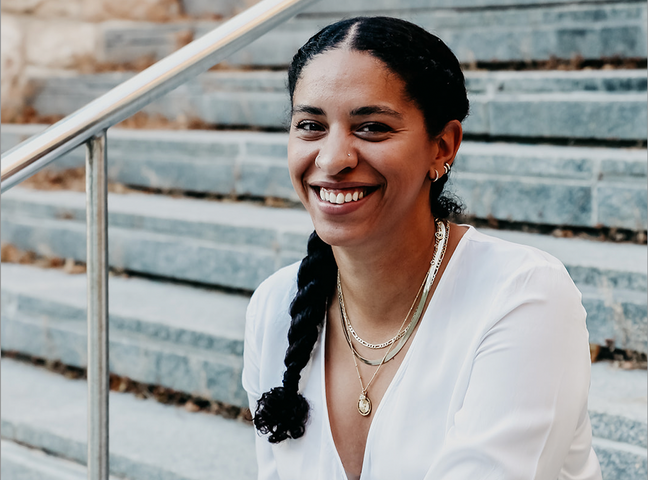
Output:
top-left (423, 262), bottom-right (601, 480)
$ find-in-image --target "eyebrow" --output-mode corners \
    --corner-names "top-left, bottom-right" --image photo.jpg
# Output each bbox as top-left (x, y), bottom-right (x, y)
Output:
top-left (292, 105), bottom-right (325, 116)
top-left (291, 104), bottom-right (403, 119)
top-left (350, 105), bottom-right (402, 118)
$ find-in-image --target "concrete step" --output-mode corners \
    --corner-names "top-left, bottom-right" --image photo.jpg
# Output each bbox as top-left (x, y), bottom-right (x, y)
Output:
top-left (22, 69), bottom-right (647, 140)
top-left (589, 362), bottom-right (647, 450)
top-left (1, 261), bottom-right (250, 407)
top-left (187, 0), bottom-right (647, 17)
top-left (1, 358), bottom-right (257, 480)
top-left (2, 344), bottom-right (645, 479)
top-left (1, 440), bottom-right (124, 480)
top-left (1, 189), bottom-right (646, 353)
top-left (1, 188), bottom-right (310, 291)
top-left (3, 124), bottom-right (646, 231)
top-left (99, 2), bottom-right (647, 65)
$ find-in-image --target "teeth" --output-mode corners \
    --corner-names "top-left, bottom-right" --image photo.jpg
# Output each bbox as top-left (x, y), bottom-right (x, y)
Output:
top-left (319, 187), bottom-right (367, 205)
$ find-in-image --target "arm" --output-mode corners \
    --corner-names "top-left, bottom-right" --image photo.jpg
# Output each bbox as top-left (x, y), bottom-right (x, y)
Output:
top-left (424, 263), bottom-right (599, 480)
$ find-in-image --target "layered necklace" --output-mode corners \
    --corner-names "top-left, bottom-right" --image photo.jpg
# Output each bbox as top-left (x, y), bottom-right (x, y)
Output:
top-left (337, 218), bottom-right (449, 416)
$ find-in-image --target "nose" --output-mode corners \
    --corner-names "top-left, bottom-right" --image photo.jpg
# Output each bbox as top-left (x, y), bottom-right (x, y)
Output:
top-left (315, 133), bottom-right (357, 175)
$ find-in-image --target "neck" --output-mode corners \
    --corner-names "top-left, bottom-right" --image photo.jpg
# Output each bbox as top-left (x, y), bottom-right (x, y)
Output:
top-left (332, 217), bottom-right (439, 337)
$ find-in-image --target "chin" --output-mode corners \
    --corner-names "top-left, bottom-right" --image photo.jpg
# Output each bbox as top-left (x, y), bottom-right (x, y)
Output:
top-left (311, 222), bottom-right (369, 249)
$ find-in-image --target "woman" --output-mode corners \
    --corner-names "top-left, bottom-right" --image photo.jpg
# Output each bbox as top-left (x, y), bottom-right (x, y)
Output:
top-left (242, 16), bottom-right (601, 480)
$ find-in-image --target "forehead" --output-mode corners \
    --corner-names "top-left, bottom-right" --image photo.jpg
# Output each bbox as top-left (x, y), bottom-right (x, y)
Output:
top-left (292, 49), bottom-right (410, 109)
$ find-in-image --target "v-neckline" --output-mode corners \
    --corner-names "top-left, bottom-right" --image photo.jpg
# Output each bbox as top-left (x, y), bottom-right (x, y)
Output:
top-left (318, 226), bottom-right (473, 479)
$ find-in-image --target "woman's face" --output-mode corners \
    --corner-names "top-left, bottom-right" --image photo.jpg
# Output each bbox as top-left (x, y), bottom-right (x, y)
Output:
top-left (288, 48), bottom-right (442, 249)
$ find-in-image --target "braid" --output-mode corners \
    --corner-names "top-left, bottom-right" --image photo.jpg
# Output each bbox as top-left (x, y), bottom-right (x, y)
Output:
top-left (254, 231), bottom-right (337, 443)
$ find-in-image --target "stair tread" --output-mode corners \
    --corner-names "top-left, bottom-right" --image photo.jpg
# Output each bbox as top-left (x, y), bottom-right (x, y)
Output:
top-left (1, 262), bottom-right (249, 343)
top-left (1, 439), bottom-right (124, 480)
top-left (1, 358), bottom-right (257, 480)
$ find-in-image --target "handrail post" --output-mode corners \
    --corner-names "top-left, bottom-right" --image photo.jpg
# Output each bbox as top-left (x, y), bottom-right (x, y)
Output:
top-left (86, 131), bottom-right (109, 480)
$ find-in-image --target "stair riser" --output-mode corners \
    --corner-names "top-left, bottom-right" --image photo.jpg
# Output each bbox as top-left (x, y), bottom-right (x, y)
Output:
top-left (1, 291), bottom-right (244, 357)
top-left (102, 3), bottom-right (647, 65)
top-left (583, 294), bottom-right (648, 354)
top-left (1, 219), bottom-right (304, 291)
top-left (593, 439), bottom-right (648, 480)
top-left (25, 76), bottom-right (648, 141)
top-left (1, 316), bottom-right (247, 407)
top-left (590, 411), bottom-right (647, 450)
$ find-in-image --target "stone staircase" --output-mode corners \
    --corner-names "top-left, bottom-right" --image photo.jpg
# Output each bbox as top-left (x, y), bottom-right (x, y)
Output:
top-left (1, 0), bottom-right (646, 479)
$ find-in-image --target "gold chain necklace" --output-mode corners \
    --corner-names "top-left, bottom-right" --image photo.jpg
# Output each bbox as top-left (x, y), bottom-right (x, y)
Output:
top-left (340, 219), bottom-right (449, 416)
top-left (338, 220), bottom-right (449, 367)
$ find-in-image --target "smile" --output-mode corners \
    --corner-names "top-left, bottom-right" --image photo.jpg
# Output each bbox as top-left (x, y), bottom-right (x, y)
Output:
top-left (318, 187), bottom-right (367, 205)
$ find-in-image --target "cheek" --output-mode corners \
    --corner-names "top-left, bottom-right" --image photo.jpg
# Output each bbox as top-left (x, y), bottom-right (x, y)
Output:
top-left (287, 137), bottom-right (312, 191)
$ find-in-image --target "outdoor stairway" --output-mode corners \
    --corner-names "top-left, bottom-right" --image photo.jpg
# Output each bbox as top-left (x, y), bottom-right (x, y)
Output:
top-left (1, 309), bottom-right (646, 480)
top-left (2, 0), bottom-right (647, 478)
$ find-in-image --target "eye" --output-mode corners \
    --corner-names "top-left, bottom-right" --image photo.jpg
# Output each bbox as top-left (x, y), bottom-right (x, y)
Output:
top-left (355, 122), bottom-right (393, 140)
top-left (294, 120), bottom-right (324, 132)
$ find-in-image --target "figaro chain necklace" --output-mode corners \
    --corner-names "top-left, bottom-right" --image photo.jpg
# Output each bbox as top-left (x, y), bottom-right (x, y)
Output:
top-left (337, 219), bottom-right (449, 416)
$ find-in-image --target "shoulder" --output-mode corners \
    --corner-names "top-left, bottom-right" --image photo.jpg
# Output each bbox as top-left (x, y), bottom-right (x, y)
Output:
top-left (461, 226), bottom-right (566, 272)
top-left (456, 226), bottom-right (585, 329)
top-left (459, 226), bottom-right (574, 290)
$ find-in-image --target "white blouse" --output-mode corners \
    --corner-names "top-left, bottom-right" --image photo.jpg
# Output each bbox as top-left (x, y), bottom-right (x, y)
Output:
top-left (242, 227), bottom-right (602, 480)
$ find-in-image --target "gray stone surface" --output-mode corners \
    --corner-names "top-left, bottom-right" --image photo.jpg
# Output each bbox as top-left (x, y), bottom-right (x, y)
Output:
top-left (102, 3), bottom-right (647, 64)
top-left (2, 187), bottom-right (646, 290)
top-left (1, 187), bottom-right (646, 353)
top-left (1, 358), bottom-right (257, 480)
top-left (589, 361), bottom-right (647, 449)
top-left (23, 68), bottom-right (647, 140)
top-left (1, 262), bottom-right (250, 406)
top-left (592, 438), bottom-right (647, 480)
top-left (1, 187), bottom-right (311, 291)
top-left (1, 347), bottom-right (645, 480)
top-left (1, 440), bottom-right (123, 480)
top-left (580, 287), bottom-right (647, 353)
top-left (3, 124), bottom-right (646, 230)
top-left (186, 0), bottom-right (637, 17)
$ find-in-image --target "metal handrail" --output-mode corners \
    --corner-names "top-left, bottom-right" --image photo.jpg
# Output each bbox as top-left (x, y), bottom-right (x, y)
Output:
top-left (0, 1), bottom-right (318, 479)
top-left (1, 0), bottom-right (318, 192)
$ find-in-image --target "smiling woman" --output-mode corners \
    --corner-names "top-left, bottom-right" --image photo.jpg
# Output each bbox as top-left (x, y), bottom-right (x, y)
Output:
top-left (242, 16), bottom-right (602, 480)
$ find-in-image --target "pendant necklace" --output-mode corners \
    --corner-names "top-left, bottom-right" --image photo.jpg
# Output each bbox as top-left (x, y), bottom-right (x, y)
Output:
top-left (339, 219), bottom-right (449, 416)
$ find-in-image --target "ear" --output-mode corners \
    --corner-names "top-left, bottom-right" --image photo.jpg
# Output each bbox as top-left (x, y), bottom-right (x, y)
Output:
top-left (428, 120), bottom-right (463, 180)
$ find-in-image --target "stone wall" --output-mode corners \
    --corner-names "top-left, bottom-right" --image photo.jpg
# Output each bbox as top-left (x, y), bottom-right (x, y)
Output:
top-left (0, 0), bottom-right (184, 120)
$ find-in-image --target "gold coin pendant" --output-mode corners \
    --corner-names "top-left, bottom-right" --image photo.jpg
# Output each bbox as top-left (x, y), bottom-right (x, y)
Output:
top-left (358, 393), bottom-right (372, 416)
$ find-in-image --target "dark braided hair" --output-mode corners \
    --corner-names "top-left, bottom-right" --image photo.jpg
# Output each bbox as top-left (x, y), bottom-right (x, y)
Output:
top-left (254, 231), bottom-right (337, 442)
top-left (254, 16), bottom-right (469, 443)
